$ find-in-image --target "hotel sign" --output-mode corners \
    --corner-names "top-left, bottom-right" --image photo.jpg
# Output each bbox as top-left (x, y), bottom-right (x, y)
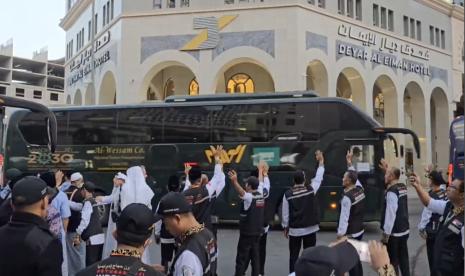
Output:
top-left (337, 24), bottom-right (431, 76)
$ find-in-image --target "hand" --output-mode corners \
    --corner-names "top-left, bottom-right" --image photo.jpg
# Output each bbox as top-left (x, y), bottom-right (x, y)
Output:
top-left (55, 170), bottom-right (64, 187)
top-left (419, 229), bottom-right (427, 240)
top-left (368, 241), bottom-right (390, 270)
top-left (262, 161), bottom-right (269, 176)
top-left (409, 172), bottom-right (422, 189)
top-left (425, 164), bottom-right (433, 174)
top-left (283, 228), bottom-right (289, 239)
top-left (346, 149), bottom-right (353, 167)
top-left (329, 236), bottom-right (347, 247)
top-left (73, 235), bottom-right (81, 246)
top-left (211, 145), bottom-right (224, 163)
top-left (228, 170), bottom-right (238, 183)
top-left (152, 264), bottom-right (165, 273)
top-left (184, 163), bottom-right (192, 176)
top-left (379, 159), bottom-right (389, 173)
top-left (315, 150), bottom-right (324, 165)
top-left (95, 196), bottom-right (104, 203)
top-left (155, 235), bottom-right (160, 244)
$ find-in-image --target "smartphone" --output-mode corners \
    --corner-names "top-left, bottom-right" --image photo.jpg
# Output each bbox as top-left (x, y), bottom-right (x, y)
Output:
top-left (347, 239), bottom-right (371, 263)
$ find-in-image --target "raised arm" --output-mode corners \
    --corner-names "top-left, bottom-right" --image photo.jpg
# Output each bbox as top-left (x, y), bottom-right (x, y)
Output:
top-left (311, 150), bottom-right (325, 193)
top-left (228, 170), bottom-right (246, 198)
top-left (183, 163), bottom-right (192, 192)
top-left (209, 146), bottom-right (226, 196)
top-left (410, 172), bottom-right (433, 207)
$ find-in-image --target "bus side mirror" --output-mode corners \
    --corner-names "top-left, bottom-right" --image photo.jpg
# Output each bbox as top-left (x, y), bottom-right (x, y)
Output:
top-left (46, 115), bottom-right (57, 153)
top-left (400, 145), bottom-right (404, 158)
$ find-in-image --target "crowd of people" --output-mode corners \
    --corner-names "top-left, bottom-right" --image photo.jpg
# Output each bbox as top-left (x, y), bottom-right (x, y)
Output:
top-left (0, 144), bottom-right (462, 276)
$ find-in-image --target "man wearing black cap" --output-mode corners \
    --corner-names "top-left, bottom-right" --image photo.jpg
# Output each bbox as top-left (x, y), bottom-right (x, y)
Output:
top-left (0, 176), bottom-right (63, 276)
top-left (156, 191), bottom-right (217, 276)
top-left (228, 169), bottom-right (265, 276)
top-left (417, 170), bottom-right (447, 276)
top-left (183, 145), bottom-right (225, 232)
top-left (281, 150), bottom-right (325, 273)
top-left (72, 181), bottom-right (105, 266)
top-left (77, 203), bottom-right (164, 276)
top-left (155, 175), bottom-right (181, 271)
top-left (0, 168), bottom-right (22, 205)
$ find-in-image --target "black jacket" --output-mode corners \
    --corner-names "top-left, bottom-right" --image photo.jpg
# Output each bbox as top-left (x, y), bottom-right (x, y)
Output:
top-left (0, 212), bottom-right (63, 276)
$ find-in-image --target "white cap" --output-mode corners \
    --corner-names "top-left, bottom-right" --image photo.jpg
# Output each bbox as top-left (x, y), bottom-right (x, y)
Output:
top-left (116, 172), bottom-right (127, 181)
top-left (70, 172), bottom-right (83, 182)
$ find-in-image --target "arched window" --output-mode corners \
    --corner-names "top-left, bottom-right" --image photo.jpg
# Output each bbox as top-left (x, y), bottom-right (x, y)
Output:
top-left (374, 92), bottom-right (385, 119)
top-left (147, 86), bottom-right (156, 101)
top-left (164, 78), bottom-right (175, 99)
top-left (189, 78), bottom-right (199, 95)
top-left (227, 73), bottom-right (254, 94)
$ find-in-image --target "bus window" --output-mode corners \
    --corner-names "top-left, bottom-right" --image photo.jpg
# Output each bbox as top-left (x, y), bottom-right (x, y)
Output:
top-left (350, 145), bottom-right (376, 173)
top-left (211, 104), bottom-right (270, 143)
top-left (164, 106), bottom-right (210, 143)
top-left (269, 103), bottom-right (319, 141)
top-left (68, 110), bottom-right (117, 145)
top-left (117, 108), bottom-right (163, 144)
top-left (19, 111), bottom-right (68, 146)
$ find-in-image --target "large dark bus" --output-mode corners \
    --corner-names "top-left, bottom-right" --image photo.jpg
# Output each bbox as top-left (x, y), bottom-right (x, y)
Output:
top-left (4, 92), bottom-right (419, 223)
top-left (448, 116), bottom-right (464, 184)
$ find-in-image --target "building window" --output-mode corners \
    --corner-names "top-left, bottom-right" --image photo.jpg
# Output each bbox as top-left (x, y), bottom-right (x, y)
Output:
top-left (33, 90), bottom-right (42, 99)
top-left (409, 18), bottom-right (415, 39)
top-left (94, 14), bottom-right (98, 34)
top-left (403, 16), bottom-right (409, 36)
top-left (103, 5), bottom-right (106, 27)
top-left (88, 20), bottom-right (91, 41)
top-left (355, 0), bottom-right (362, 20)
top-left (227, 74), bottom-right (254, 94)
top-left (153, 0), bottom-right (162, 8)
top-left (308, 0), bottom-right (315, 4)
top-left (110, 0), bottom-right (114, 19)
top-left (189, 78), bottom-right (199, 95)
top-left (338, 0), bottom-right (345, 15)
top-left (16, 88), bottom-right (25, 97)
top-left (181, 0), bottom-right (189, 7)
top-left (0, 86), bottom-right (6, 95)
top-left (416, 21), bottom-right (421, 41)
top-left (164, 78), bottom-right (175, 99)
top-left (373, 4), bottom-right (379, 26)
top-left (50, 93), bottom-right (59, 101)
top-left (374, 92), bottom-right (384, 120)
top-left (380, 7), bottom-right (387, 29)
top-left (388, 10), bottom-right (394, 31)
top-left (106, 2), bottom-right (110, 24)
top-left (440, 30), bottom-right (445, 49)
top-left (168, 0), bottom-right (175, 8)
top-left (435, 28), bottom-right (440, 47)
top-left (430, 26), bottom-right (435, 45)
top-left (347, 0), bottom-right (354, 18)
top-left (318, 0), bottom-right (325, 8)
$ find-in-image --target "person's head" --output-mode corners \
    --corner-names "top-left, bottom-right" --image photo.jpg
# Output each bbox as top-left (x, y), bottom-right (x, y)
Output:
top-left (6, 169), bottom-right (23, 190)
top-left (188, 166), bottom-right (202, 185)
top-left (70, 172), bottom-right (84, 187)
top-left (39, 171), bottom-right (56, 188)
top-left (352, 147), bottom-right (361, 158)
top-left (427, 171), bottom-right (446, 188)
top-left (384, 167), bottom-right (400, 185)
top-left (446, 178), bottom-right (464, 205)
top-left (156, 192), bottom-right (195, 237)
top-left (343, 170), bottom-right (358, 188)
top-left (293, 170), bottom-right (306, 186)
top-left (113, 203), bottom-right (154, 250)
top-left (114, 172), bottom-right (127, 187)
top-left (294, 241), bottom-right (360, 276)
top-left (82, 181), bottom-right (97, 198)
top-left (168, 175), bottom-right (180, 192)
top-left (11, 176), bottom-right (51, 219)
top-left (245, 176), bottom-right (259, 192)
top-left (64, 170), bottom-right (75, 181)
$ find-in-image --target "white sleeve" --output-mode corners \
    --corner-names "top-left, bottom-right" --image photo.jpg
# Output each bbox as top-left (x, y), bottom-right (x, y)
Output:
top-left (281, 194), bottom-right (289, 228)
top-left (262, 176), bottom-right (271, 198)
top-left (183, 177), bottom-right (191, 192)
top-left (337, 196), bottom-right (351, 236)
top-left (427, 199), bottom-right (448, 215)
top-left (208, 164), bottom-right (225, 197)
top-left (76, 201), bottom-right (92, 236)
top-left (311, 166), bottom-right (325, 193)
top-left (462, 227), bottom-right (464, 249)
top-left (69, 201), bottom-right (83, 211)
top-left (100, 187), bottom-right (119, 204)
top-left (383, 192), bottom-right (398, 235)
top-left (154, 220), bottom-right (162, 236)
top-left (173, 250), bottom-right (204, 276)
top-left (242, 192), bottom-right (253, 211)
top-left (418, 207), bottom-right (433, 230)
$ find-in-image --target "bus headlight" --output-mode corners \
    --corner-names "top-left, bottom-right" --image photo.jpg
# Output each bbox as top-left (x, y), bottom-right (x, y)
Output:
top-left (330, 203), bottom-right (337, 209)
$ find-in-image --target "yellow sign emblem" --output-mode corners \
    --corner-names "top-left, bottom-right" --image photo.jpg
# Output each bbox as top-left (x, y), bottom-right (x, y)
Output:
top-left (205, 144), bottom-right (246, 164)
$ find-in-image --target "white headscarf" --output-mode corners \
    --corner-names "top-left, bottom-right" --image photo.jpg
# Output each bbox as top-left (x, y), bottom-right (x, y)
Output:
top-left (121, 166), bottom-right (154, 209)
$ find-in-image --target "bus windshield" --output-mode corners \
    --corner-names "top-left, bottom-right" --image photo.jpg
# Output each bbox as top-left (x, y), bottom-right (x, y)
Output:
top-left (449, 116), bottom-right (464, 182)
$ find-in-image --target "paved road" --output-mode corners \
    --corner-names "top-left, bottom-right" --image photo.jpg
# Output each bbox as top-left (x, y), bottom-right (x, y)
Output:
top-left (148, 187), bottom-right (430, 275)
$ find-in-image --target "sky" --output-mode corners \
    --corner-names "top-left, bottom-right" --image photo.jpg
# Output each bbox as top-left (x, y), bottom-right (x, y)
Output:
top-left (0, 0), bottom-right (65, 60)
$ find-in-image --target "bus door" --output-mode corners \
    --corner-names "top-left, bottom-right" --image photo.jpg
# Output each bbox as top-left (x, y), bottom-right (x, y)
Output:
top-left (148, 144), bottom-right (179, 201)
top-left (344, 138), bottom-right (384, 220)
